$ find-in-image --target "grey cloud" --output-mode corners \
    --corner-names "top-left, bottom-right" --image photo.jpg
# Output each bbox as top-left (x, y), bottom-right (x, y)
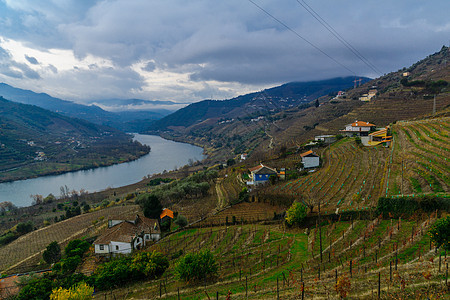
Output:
top-left (25, 54), bottom-right (39, 64)
top-left (0, 46), bottom-right (40, 79)
top-left (142, 62), bottom-right (156, 72)
top-left (1, 0), bottom-right (449, 102)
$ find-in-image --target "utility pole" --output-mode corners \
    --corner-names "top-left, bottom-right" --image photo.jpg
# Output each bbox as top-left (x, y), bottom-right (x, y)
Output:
top-left (433, 94), bottom-right (436, 115)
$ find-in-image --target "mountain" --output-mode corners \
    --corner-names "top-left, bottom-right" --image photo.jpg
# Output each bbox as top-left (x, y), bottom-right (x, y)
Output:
top-left (144, 47), bottom-right (449, 164)
top-left (0, 96), bottom-right (149, 182)
top-left (0, 84), bottom-right (175, 131)
top-left (147, 77), bottom-right (370, 132)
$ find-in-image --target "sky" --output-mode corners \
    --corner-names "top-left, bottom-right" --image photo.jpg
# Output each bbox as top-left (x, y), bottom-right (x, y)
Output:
top-left (0, 0), bottom-right (449, 106)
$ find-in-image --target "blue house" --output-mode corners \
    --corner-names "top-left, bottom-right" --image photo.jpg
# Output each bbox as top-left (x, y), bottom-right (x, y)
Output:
top-left (249, 164), bottom-right (277, 185)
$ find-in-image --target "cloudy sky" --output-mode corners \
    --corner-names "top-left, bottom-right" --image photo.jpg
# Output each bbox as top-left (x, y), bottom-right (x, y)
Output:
top-left (0, 0), bottom-right (449, 105)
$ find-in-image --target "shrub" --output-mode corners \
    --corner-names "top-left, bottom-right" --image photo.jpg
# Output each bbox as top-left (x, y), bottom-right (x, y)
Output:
top-left (174, 215), bottom-right (188, 228)
top-left (429, 216), bottom-right (450, 251)
top-left (50, 282), bottom-right (93, 300)
top-left (93, 251), bottom-right (168, 290)
top-left (285, 201), bottom-right (307, 226)
top-left (175, 250), bottom-right (218, 282)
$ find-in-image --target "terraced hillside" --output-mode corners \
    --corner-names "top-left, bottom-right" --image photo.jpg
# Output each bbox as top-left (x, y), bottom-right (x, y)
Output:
top-left (389, 116), bottom-right (449, 195)
top-left (258, 138), bottom-right (390, 213)
top-left (95, 212), bottom-right (447, 299)
top-left (0, 205), bottom-right (140, 274)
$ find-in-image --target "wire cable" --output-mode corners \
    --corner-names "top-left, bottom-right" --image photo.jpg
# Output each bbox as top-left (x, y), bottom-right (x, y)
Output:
top-left (247, 0), bottom-right (356, 76)
top-left (296, 0), bottom-right (383, 76)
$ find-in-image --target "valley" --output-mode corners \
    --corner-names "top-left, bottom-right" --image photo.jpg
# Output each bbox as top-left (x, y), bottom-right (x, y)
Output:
top-left (0, 46), bottom-right (449, 299)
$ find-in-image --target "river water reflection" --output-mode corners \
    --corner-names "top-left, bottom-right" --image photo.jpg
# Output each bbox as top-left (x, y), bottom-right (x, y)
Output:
top-left (0, 134), bottom-right (204, 207)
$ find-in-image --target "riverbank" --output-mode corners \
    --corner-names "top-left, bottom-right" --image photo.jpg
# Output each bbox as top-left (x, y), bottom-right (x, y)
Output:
top-left (0, 138), bottom-right (150, 183)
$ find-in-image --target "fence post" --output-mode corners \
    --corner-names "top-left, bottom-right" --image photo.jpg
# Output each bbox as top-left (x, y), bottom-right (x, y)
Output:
top-left (246, 276), bottom-right (248, 299)
top-left (277, 277), bottom-right (279, 300)
top-left (378, 272), bottom-right (381, 300)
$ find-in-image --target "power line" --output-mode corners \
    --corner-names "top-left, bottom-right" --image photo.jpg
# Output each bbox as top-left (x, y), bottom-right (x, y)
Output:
top-left (247, 0), bottom-right (356, 76)
top-left (296, 0), bottom-right (383, 76)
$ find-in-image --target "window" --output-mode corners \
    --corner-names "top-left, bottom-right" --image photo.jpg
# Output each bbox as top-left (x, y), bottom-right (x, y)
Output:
top-left (116, 245), bottom-right (119, 250)
top-left (99, 245), bottom-right (104, 250)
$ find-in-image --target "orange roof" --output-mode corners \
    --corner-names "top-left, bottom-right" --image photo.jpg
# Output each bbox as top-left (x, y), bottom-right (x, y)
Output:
top-left (160, 208), bottom-right (174, 219)
top-left (351, 121), bottom-right (375, 127)
top-left (300, 150), bottom-right (318, 157)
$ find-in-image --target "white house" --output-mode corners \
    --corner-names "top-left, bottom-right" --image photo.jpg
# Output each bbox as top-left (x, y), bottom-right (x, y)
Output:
top-left (94, 215), bottom-right (161, 255)
top-left (341, 121), bottom-right (375, 136)
top-left (300, 150), bottom-right (320, 169)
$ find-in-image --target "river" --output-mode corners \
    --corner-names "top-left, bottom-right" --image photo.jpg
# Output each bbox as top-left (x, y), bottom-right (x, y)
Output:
top-left (0, 134), bottom-right (205, 207)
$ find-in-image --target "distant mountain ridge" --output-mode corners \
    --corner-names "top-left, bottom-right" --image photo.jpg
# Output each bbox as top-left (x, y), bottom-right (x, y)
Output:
top-left (0, 96), bottom-right (150, 182)
top-left (147, 76), bottom-right (370, 132)
top-left (0, 83), bottom-right (175, 132)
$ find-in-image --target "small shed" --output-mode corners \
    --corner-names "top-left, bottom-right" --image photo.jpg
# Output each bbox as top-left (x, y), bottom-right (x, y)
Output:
top-left (160, 208), bottom-right (174, 224)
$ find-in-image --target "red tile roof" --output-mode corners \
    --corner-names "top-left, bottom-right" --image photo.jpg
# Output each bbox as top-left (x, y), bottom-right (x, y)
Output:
top-left (351, 121), bottom-right (375, 127)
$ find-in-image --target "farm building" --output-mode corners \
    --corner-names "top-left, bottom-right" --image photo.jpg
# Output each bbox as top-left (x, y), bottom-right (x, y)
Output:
top-left (341, 121), bottom-right (375, 136)
top-left (368, 127), bottom-right (392, 147)
top-left (248, 164), bottom-right (277, 185)
top-left (315, 135), bottom-right (336, 144)
top-left (160, 208), bottom-right (174, 224)
top-left (300, 150), bottom-right (320, 169)
top-left (94, 214), bottom-right (160, 255)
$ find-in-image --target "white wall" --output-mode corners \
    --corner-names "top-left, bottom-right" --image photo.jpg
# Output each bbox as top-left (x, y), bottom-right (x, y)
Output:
top-left (302, 156), bottom-right (320, 169)
top-left (110, 241), bottom-right (132, 255)
top-left (94, 244), bottom-right (110, 254)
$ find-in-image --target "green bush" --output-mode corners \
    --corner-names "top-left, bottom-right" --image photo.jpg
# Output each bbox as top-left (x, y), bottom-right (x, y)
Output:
top-left (285, 201), bottom-right (307, 226)
top-left (175, 250), bottom-right (218, 282)
top-left (429, 216), bottom-right (450, 251)
top-left (93, 251), bottom-right (168, 290)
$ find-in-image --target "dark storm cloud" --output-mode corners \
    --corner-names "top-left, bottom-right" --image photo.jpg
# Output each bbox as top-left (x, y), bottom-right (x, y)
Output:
top-left (0, 0), bottom-right (449, 101)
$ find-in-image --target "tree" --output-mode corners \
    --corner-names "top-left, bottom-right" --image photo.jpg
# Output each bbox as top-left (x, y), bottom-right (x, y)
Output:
top-left (429, 216), bottom-right (450, 251)
top-left (315, 99), bottom-right (319, 107)
top-left (285, 201), bottom-right (307, 226)
top-left (138, 194), bottom-right (163, 219)
top-left (175, 250), bottom-right (218, 282)
top-left (43, 241), bottom-right (61, 264)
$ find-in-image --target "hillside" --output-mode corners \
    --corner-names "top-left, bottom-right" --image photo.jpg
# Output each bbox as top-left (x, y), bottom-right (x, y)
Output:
top-left (0, 83), bottom-right (175, 132)
top-left (149, 47), bottom-right (449, 165)
top-left (0, 97), bottom-right (150, 182)
top-left (147, 77), bottom-right (369, 132)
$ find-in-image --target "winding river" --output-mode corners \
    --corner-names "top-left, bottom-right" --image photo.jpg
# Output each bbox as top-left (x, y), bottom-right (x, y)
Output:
top-left (0, 134), bottom-right (205, 207)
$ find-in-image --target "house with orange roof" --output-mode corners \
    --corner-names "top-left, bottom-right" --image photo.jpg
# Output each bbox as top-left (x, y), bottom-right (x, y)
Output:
top-left (300, 150), bottom-right (320, 169)
top-left (94, 214), bottom-right (160, 255)
top-left (341, 120), bottom-right (376, 136)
